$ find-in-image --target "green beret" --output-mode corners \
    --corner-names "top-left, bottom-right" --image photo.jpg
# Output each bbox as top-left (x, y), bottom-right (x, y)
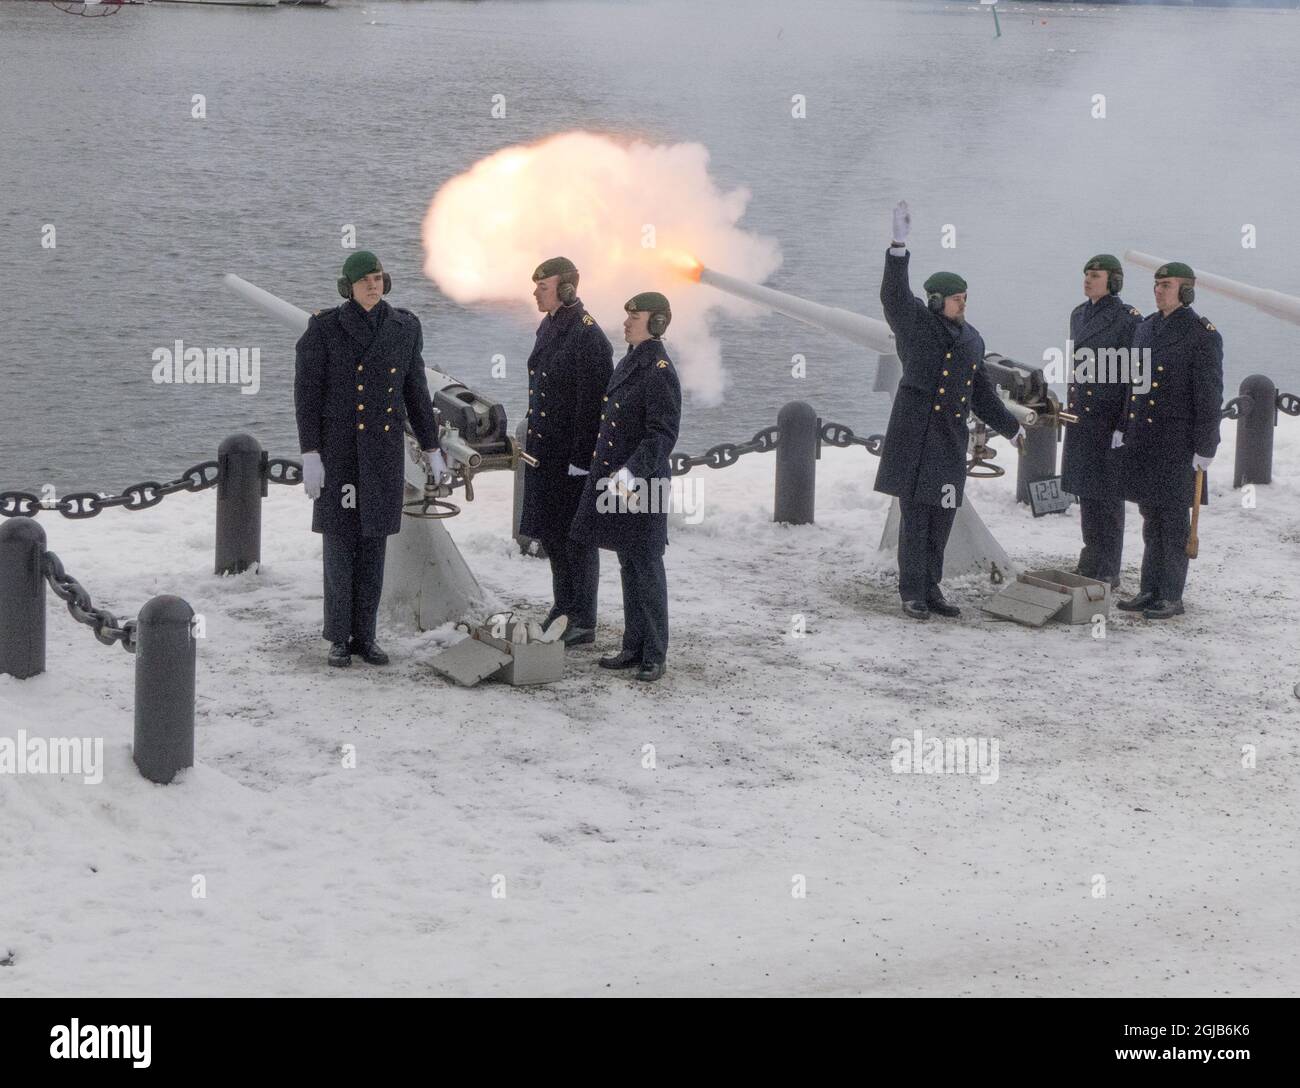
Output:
top-left (625, 291), bottom-right (671, 314)
top-left (922, 272), bottom-right (967, 298)
top-left (1155, 261), bottom-right (1195, 281)
top-left (532, 256), bottom-right (578, 282)
top-left (341, 250), bottom-right (383, 284)
top-left (1083, 254), bottom-right (1122, 274)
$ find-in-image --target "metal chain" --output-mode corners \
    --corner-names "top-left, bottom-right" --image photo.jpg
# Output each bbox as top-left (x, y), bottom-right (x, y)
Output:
top-left (1221, 396), bottom-right (1253, 421)
top-left (40, 551), bottom-right (137, 653)
top-left (265, 458), bottom-right (303, 485)
top-left (1, 460), bottom-right (220, 519)
top-left (12, 391), bottom-right (1297, 513)
top-left (670, 425), bottom-right (780, 476)
top-left (819, 421), bottom-right (886, 456)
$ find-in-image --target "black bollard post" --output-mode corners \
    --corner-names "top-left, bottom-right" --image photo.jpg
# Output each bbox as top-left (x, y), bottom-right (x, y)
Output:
top-left (215, 433), bottom-right (264, 575)
top-left (774, 401), bottom-right (818, 525)
top-left (1016, 422), bottom-right (1058, 504)
top-left (133, 595), bottom-right (196, 785)
top-left (0, 519), bottom-right (47, 680)
top-left (1233, 374), bottom-right (1276, 488)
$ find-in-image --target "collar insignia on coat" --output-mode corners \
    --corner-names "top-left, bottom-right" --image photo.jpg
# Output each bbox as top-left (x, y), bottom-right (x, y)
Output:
top-left (656, 360), bottom-right (668, 368)
top-left (582, 314), bottom-right (594, 325)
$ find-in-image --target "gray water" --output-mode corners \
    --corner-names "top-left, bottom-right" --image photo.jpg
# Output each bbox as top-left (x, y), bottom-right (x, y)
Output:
top-left (3, 0), bottom-right (1299, 492)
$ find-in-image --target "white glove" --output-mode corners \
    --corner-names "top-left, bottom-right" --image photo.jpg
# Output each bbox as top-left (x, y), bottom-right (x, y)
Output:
top-left (891, 200), bottom-right (911, 245)
top-left (301, 450), bottom-right (324, 499)
top-left (613, 466), bottom-right (640, 511)
top-left (1192, 453), bottom-right (1213, 471)
top-left (421, 449), bottom-right (449, 482)
top-left (1011, 425), bottom-right (1027, 449)
top-left (1111, 431), bottom-right (1125, 450)
top-left (567, 463), bottom-right (590, 477)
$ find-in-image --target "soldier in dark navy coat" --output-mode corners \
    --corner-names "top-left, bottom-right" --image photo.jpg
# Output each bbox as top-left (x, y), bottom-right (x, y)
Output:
top-left (295, 251), bottom-right (444, 667)
top-left (519, 257), bottom-right (613, 646)
top-left (569, 292), bottom-right (681, 682)
top-left (1060, 254), bottom-right (1143, 587)
top-left (876, 202), bottom-right (1024, 620)
top-left (1116, 261), bottom-right (1223, 620)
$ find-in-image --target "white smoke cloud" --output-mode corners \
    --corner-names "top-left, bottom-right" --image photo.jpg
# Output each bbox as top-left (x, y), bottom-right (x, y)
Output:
top-left (421, 130), bottom-right (782, 403)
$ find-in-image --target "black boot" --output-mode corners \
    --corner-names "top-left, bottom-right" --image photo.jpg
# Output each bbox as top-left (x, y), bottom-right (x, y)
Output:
top-left (901, 600), bottom-right (930, 620)
top-left (561, 626), bottom-right (595, 647)
top-left (1117, 591), bottom-right (1158, 612)
top-left (599, 651), bottom-right (640, 669)
top-left (635, 662), bottom-right (665, 682)
top-left (349, 639), bottom-right (390, 665)
top-left (926, 593), bottom-right (961, 618)
top-left (328, 641), bottom-right (351, 667)
top-left (1142, 599), bottom-right (1185, 620)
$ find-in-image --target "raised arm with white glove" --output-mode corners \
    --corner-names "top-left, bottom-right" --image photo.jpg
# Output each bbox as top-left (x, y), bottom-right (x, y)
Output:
top-left (890, 201), bottom-right (911, 253)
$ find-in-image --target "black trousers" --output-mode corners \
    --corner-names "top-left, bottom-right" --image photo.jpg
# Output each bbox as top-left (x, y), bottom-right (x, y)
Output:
top-left (616, 548), bottom-right (669, 665)
top-left (1077, 495), bottom-right (1125, 581)
top-left (539, 531), bottom-right (600, 629)
top-left (897, 499), bottom-right (957, 602)
top-left (322, 532), bottom-right (387, 645)
top-left (1137, 502), bottom-right (1191, 602)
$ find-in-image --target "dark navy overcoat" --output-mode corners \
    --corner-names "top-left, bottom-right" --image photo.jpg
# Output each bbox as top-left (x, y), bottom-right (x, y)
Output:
top-left (568, 338), bottom-right (681, 556)
top-left (294, 299), bottom-right (441, 537)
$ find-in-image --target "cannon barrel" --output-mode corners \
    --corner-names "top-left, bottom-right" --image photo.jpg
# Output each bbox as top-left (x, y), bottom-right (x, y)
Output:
top-left (696, 265), bottom-right (897, 356)
top-left (1124, 250), bottom-right (1300, 326)
top-left (223, 273), bottom-right (310, 334)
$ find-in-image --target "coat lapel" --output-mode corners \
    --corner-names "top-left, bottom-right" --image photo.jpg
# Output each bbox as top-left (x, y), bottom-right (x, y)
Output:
top-left (1155, 306), bottom-right (1197, 357)
top-left (342, 300), bottom-right (398, 366)
top-left (607, 342), bottom-right (648, 393)
top-left (1074, 296), bottom-right (1117, 345)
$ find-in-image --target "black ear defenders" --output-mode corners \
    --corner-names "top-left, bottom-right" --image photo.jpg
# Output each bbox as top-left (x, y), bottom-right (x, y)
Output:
top-left (1179, 282), bottom-right (1195, 305)
top-left (556, 276), bottom-right (578, 305)
top-left (338, 271), bottom-right (392, 299)
top-left (648, 311), bottom-right (671, 338)
top-left (927, 292), bottom-right (944, 314)
top-left (1107, 270), bottom-right (1123, 295)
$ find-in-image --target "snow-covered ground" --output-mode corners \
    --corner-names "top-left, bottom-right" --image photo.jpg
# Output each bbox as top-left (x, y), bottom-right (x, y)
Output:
top-left (2, 420), bottom-right (1298, 996)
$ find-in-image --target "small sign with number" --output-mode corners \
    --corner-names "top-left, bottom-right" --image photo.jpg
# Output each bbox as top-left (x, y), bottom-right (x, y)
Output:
top-left (1027, 476), bottom-right (1074, 517)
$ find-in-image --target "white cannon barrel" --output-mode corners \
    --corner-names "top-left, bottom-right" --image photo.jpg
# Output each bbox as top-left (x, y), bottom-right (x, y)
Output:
top-left (222, 273), bottom-right (311, 333)
top-left (697, 266), bottom-right (897, 356)
top-left (1124, 250), bottom-right (1300, 327)
top-left (1003, 400), bottom-right (1038, 428)
top-left (438, 429), bottom-right (481, 470)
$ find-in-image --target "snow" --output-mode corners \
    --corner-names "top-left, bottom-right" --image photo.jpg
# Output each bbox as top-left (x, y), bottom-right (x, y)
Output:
top-left (2, 420), bottom-right (1298, 996)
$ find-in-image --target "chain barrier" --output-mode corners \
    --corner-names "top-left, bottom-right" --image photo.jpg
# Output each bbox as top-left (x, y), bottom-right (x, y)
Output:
top-left (819, 421), bottom-right (886, 456)
top-left (265, 458), bottom-right (304, 485)
top-left (1, 461), bottom-right (220, 520)
top-left (6, 395), bottom-right (1298, 511)
top-left (40, 550), bottom-right (137, 653)
top-left (1221, 396), bottom-right (1252, 421)
top-left (669, 425), bottom-right (780, 476)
